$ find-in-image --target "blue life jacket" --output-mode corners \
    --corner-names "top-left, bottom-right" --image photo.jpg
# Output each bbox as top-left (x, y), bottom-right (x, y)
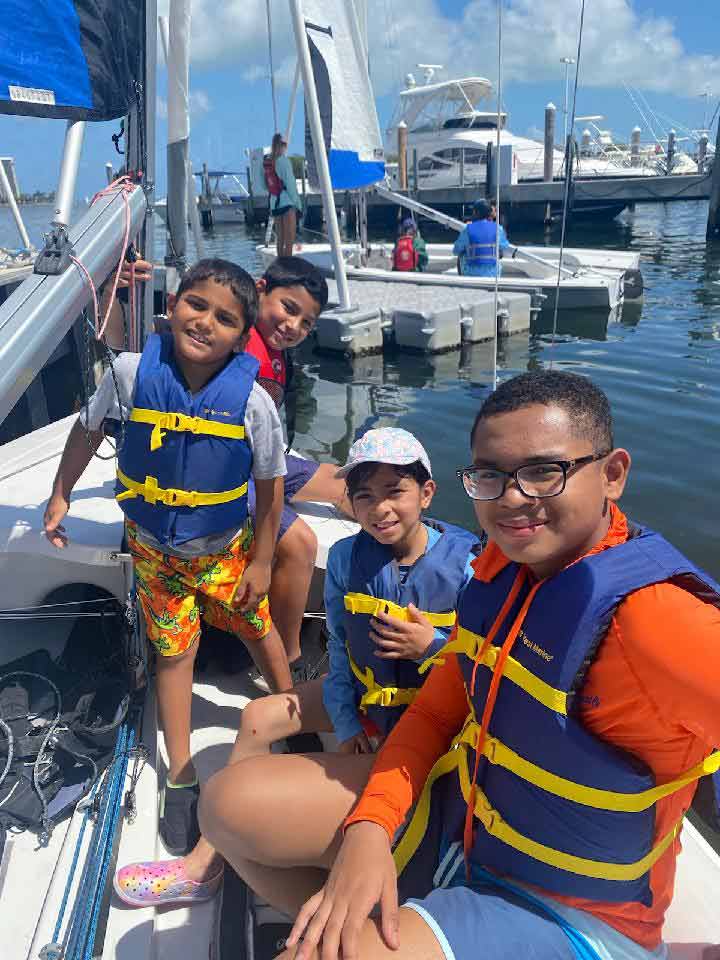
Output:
top-left (344, 520), bottom-right (480, 735)
top-left (466, 219), bottom-right (498, 269)
top-left (393, 524), bottom-right (720, 907)
top-left (116, 333), bottom-right (259, 546)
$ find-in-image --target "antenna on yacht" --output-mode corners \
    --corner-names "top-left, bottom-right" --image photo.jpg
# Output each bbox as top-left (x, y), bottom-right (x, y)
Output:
top-left (417, 64), bottom-right (444, 85)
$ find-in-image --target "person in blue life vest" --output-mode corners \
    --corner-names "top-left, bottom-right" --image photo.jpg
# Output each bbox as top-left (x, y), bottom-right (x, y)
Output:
top-left (198, 371), bottom-right (720, 960)
top-left (393, 218), bottom-right (429, 273)
top-left (454, 199), bottom-right (511, 278)
top-left (43, 259), bottom-right (292, 858)
top-left (113, 427), bottom-right (480, 908)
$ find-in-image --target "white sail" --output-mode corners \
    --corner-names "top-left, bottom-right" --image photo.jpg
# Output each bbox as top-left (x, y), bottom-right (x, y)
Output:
top-left (301, 0), bottom-right (385, 190)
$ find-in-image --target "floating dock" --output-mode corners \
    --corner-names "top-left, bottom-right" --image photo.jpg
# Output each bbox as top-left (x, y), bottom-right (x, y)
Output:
top-left (242, 172), bottom-right (712, 229)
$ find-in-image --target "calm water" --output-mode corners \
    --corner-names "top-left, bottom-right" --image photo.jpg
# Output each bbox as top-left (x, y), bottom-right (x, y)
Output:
top-left (2, 200), bottom-right (719, 577)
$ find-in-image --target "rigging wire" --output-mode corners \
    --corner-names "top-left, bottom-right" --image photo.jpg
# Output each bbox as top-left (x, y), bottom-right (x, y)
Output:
top-left (549, 0), bottom-right (586, 363)
top-left (491, 0), bottom-right (503, 392)
top-left (266, 0), bottom-right (279, 133)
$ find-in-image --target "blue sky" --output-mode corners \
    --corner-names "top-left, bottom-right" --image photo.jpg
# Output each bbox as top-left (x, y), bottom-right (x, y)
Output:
top-left (3, 0), bottom-right (718, 197)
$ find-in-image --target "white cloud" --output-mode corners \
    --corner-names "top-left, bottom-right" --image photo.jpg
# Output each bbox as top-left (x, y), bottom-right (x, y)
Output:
top-left (158, 0), bottom-right (720, 98)
top-left (189, 90), bottom-right (212, 114)
top-left (156, 90), bottom-right (210, 119)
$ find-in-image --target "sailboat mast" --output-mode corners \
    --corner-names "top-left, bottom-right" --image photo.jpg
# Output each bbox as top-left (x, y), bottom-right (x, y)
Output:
top-left (289, 0), bottom-right (353, 311)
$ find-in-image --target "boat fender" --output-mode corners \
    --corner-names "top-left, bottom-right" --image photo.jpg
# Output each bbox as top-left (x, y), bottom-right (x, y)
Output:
top-left (622, 268), bottom-right (644, 300)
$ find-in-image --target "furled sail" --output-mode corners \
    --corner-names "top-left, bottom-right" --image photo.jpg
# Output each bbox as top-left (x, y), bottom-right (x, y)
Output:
top-left (301, 0), bottom-right (385, 190)
top-left (0, 1), bottom-right (143, 120)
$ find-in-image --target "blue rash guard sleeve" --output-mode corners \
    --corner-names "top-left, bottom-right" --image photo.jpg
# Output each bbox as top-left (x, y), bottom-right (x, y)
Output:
top-left (322, 536), bottom-right (364, 744)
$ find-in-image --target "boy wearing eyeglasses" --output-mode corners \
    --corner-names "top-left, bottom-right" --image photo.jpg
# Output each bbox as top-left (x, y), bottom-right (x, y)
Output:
top-left (199, 370), bottom-right (720, 960)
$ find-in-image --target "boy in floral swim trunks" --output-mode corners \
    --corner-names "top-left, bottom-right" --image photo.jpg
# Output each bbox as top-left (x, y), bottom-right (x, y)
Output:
top-left (44, 259), bottom-right (291, 857)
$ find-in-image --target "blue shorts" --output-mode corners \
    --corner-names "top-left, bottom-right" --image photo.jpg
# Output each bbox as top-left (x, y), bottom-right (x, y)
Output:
top-left (406, 884), bottom-right (575, 960)
top-left (247, 455), bottom-right (320, 542)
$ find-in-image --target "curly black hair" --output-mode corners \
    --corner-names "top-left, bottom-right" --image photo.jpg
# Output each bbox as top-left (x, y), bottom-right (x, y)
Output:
top-left (176, 258), bottom-right (258, 333)
top-left (471, 370), bottom-right (614, 451)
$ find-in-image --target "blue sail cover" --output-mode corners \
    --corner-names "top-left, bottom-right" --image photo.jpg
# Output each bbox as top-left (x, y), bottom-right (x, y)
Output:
top-left (302, 0), bottom-right (385, 191)
top-left (0, 0), bottom-right (143, 120)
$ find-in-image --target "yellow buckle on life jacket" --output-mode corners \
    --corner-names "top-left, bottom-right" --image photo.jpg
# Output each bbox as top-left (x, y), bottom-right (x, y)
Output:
top-left (130, 407), bottom-right (246, 451)
top-left (116, 468), bottom-right (248, 508)
top-left (393, 712), bottom-right (720, 881)
top-left (419, 626), bottom-right (568, 716)
top-left (345, 643), bottom-right (418, 712)
top-left (343, 592), bottom-right (456, 628)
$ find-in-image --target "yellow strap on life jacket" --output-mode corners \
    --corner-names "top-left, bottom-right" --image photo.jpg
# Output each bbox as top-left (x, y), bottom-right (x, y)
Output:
top-left (130, 407), bottom-right (246, 452)
top-left (346, 644), bottom-right (418, 710)
top-left (394, 715), bottom-right (714, 880)
top-left (116, 468), bottom-right (248, 508)
top-left (343, 592), bottom-right (457, 628)
top-left (419, 626), bottom-right (568, 715)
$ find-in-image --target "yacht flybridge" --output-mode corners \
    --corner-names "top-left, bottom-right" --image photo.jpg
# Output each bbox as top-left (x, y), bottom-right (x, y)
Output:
top-left (385, 68), bottom-right (688, 187)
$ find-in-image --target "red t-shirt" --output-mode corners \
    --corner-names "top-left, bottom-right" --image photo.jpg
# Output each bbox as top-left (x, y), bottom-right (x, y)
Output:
top-left (246, 327), bottom-right (286, 408)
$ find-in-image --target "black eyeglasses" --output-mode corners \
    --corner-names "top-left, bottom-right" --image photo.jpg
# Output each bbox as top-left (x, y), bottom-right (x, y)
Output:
top-left (456, 451), bottom-right (612, 501)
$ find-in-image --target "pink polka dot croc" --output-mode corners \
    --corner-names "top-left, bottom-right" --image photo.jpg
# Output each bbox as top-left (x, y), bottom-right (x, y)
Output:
top-left (113, 858), bottom-right (223, 908)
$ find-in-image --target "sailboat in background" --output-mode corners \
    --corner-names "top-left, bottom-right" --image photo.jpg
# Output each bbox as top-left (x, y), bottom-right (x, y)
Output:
top-left (259, 2), bottom-right (638, 348)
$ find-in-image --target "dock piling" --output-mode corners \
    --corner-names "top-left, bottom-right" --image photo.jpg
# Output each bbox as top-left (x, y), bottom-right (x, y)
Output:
top-left (698, 134), bottom-right (709, 173)
top-left (666, 130), bottom-right (676, 174)
top-left (397, 121), bottom-right (408, 190)
top-left (544, 103), bottom-right (556, 182)
top-left (544, 103), bottom-right (556, 224)
top-left (706, 121), bottom-right (720, 239)
top-left (630, 127), bottom-right (641, 167)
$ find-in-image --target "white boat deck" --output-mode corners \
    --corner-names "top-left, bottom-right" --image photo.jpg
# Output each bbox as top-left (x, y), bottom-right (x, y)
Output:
top-left (263, 244), bottom-right (624, 312)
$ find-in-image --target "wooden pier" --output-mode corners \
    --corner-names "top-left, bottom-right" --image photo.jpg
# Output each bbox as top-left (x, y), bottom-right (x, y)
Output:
top-left (242, 172), bottom-right (712, 230)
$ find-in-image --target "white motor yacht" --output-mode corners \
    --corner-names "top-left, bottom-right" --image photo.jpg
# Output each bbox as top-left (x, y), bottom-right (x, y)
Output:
top-left (385, 69), bottom-right (691, 188)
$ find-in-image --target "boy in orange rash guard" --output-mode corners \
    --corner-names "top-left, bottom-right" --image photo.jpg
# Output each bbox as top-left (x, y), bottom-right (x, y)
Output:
top-left (200, 370), bottom-right (720, 960)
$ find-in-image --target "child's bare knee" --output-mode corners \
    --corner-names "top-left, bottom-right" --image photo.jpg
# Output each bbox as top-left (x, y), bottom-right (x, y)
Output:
top-left (280, 519), bottom-right (318, 569)
top-left (239, 694), bottom-right (283, 743)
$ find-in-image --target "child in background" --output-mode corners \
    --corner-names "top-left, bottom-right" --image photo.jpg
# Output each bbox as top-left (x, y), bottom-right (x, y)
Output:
top-left (113, 427), bottom-right (479, 908)
top-left (44, 259), bottom-right (291, 858)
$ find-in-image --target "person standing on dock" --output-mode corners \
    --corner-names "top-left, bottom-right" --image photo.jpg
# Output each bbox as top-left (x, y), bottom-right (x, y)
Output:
top-left (265, 134), bottom-right (302, 259)
top-left (392, 218), bottom-right (429, 273)
top-left (454, 199), bottom-right (510, 278)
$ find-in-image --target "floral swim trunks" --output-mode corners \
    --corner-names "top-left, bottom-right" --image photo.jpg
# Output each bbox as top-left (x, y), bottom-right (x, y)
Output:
top-left (126, 521), bottom-right (272, 657)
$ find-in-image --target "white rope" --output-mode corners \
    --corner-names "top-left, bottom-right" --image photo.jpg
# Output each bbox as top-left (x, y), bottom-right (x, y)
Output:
top-left (549, 0), bottom-right (586, 362)
top-left (491, 0), bottom-right (503, 391)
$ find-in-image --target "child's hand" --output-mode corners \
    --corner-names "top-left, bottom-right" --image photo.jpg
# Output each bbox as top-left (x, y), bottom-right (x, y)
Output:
top-left (118, 256), bottom-right (153, 288)
top-left (43, 492), bottom-right (70, 549)
top-left (370, 604), bottom-right (434, 660)
top-left (234, 560), bottom-right (271, 612)
top-left (338, 731), bottom-right (373, 754)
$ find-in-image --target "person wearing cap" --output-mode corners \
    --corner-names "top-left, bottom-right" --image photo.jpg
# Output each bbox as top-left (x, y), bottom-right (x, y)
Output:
top-left (266, 133), bottom-right (303, 258)
top-left (453, 199), bottom-right (510, 277)
top-left (392, 217), bottom-right (429, 273)
top-left (132, 429), bottom-right (478, 908)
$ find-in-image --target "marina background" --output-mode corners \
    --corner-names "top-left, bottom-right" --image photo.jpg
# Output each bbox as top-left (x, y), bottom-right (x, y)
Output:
top-left (1, 198), bottom-right (718, 578)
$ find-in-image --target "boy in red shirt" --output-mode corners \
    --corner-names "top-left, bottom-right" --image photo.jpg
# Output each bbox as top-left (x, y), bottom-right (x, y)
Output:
top-left (246, 257), bottom-right (351, 684)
